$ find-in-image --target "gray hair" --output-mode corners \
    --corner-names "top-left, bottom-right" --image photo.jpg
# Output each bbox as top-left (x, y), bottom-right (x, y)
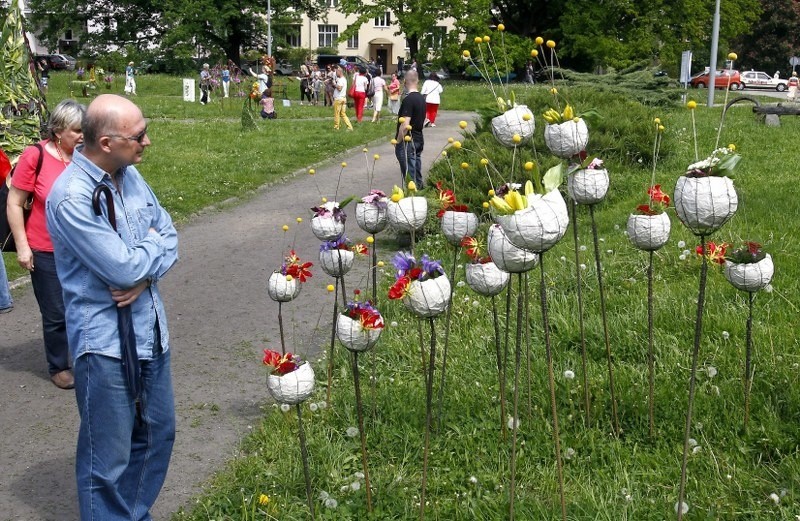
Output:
top-left (47, 99), bottom-right (85, 139)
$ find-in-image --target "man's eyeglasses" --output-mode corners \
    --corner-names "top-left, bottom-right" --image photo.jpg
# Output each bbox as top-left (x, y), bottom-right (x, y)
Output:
top-left (108, 126), bottom-right (148, 144)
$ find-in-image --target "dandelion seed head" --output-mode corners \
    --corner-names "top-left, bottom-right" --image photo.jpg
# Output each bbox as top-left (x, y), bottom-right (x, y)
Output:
top-left (614, 224), bottom-right (620, 230)
top-left (390, 321), bottom-right (398, 327)
top-left (324, 498), bottom-right (338, 509)
top-left (579, 245), bottom-right (587, 251)
top-left (472, 300), bottom-right (480, 307)
top-left (764, 284), bottom-right (773, 293)
top-left (507, 416), bottom-right (520, 430)
top-left (692, 445), bottom-right (702, 454)
top-left (280, 403), bottom-right (291, 413)
top-left (354, 471), bottom-right (365, 479)
top-left (688, 438), bottom-right (698, 448)
top-left (346, 426), bottom-right (359, 438)
top-left (456, 280), bottom-right (465, 287)
top-left (565, 447), bottom-right (576, 459)
top-left (707, 366), bottom-right (718, 378)
top-left (679, 254), bottom-right (687, 261)
top-left (469, 476), bottom-right (478, 484)
top-left (678, 240), bottom-right (686, 248)
top-left (722, 331), bottom-right (730, 340)
top-left (560, 256), bottom-right (567, 261)
top-left (580, 264), bottom-right (587, 270)
top-left (309, 403), bottom-right (319, 412)
top-left (318, 490), bottom-right (329, 500)
top-left (564, 370), bottom-right (575, 380)
top-left (675, 501), bottom-right (689, 515)
top-left (769, 493), bottom-right (780, 505)
top-left (350, 481), bottom-right (361, 491)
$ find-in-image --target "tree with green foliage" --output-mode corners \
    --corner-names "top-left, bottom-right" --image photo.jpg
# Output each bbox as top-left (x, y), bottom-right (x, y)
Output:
top-left (732, 0), bottom-right (800, 75)
top-left (1, 2), bottom-right (46, 160)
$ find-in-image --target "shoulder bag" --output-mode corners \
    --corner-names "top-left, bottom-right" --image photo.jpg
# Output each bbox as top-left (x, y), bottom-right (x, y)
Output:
top-left (1, 143), bottom-right (44, 252)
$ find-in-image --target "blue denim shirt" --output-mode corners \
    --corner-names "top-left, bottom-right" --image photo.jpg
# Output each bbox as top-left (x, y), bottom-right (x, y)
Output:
top-left (46, 148), bottom-right (178, 361)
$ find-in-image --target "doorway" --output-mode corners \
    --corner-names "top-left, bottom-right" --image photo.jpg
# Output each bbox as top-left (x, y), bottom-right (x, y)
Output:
top-left (376, 48), bottom-right (388, 76)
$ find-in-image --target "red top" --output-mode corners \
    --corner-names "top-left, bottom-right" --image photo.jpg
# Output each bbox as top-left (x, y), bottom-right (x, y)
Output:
top-left (0, 149), bottom-right (10, 184)
top-left (11, 140), bottom-right (69, 252)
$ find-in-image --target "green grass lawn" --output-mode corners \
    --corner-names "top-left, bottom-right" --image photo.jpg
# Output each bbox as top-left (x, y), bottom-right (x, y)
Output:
top-left (5, 73), bottom-right (799, 520)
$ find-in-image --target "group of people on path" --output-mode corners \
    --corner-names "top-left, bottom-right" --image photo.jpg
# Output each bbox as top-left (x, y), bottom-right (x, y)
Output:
top-left (2, 94), bottom-right (178, 520)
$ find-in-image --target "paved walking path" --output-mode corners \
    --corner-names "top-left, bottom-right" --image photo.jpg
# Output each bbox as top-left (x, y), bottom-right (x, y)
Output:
top-left (0, 110), bottom-right (475, 520)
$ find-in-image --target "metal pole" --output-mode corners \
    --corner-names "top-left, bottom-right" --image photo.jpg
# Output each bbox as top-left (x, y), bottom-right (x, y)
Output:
top-left (707, 0), bottom-right (721, 107)
top-left (267, 0), bottom-right (272, 57)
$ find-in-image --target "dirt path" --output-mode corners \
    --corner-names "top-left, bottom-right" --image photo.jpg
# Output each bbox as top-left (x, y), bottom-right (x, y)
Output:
top-left (0, 110), bottom-right (475, 520)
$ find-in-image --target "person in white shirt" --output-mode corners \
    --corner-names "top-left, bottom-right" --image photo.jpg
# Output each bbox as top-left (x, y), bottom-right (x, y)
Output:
top-left (332, 66), bottom-right (353, 131)
top-left (419, 72), bottom-right (444, 127)
top-left (370, 74), bottom-right (388, 123)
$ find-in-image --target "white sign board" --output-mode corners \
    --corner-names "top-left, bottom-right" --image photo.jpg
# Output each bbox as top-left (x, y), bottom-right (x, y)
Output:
top-left (183, 79), bottom-right (196, 102)
top-left (680, 50), bottom-right (693, 86)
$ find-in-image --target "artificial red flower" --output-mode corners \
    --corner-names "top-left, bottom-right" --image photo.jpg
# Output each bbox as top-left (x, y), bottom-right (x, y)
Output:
top-left (285, 261), bottom-right (313, 282)
top-left (408, 267), bottom-right (423, 280)
top-left (352, 243), bottom-right (369, 255)
top-left (358, 309), bottom-right (384, 329)
top-left (696, 241), bottom-right (728, 265)
top-left (648, 184), bottom-right (670, 205)
top-left (636, 204), bottom-right (657, 215)
top-left (388, 276), bottom-right (412, 300)
top-left (263, 349), bottom-right (301, 375)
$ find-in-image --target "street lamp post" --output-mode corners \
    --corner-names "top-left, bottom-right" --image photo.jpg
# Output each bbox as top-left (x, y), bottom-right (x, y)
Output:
top-left (707, 0), bottom-right (721, 107)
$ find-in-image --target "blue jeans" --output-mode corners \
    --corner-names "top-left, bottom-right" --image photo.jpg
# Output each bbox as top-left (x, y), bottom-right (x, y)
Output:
top-left (0, 255), bottom-right (12, 310)
top-left (30, 251), bottom-right (69, 374)
top-left (395, 137), bottom-right (424, 189)
top-left (74, 348), bottom-right (175, 521)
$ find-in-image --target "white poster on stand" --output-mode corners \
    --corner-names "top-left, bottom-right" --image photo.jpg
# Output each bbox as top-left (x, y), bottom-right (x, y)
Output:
top-left (680, 51), bottom-right (693, 88)
top-left (183, 79), bottom-right (196, 102)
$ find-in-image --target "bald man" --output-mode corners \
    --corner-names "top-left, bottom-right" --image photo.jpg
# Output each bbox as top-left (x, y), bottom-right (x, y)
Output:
top-left (394, 69), bottom-right (426, 188)
top-left (46, 94), bottom-right (178, 520)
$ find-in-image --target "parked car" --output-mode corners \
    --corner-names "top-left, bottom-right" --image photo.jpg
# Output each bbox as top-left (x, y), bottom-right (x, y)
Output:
top-left (462, 61), bottom-right (517, 82)
top-left (34, 54), bottom-right (77, 71)
top-left (689, 69), bottom-right (741, 90)
top-left (316, 55), bottom-right (381, 77)
top-left (400, 63), bottom-right (449, 80)
top-left (740, 70), bottom-right (787, 91)
top-left (272, 60), bottom-right (294, 75)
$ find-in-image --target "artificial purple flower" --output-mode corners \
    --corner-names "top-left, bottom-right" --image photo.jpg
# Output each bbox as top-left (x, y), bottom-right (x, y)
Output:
top-left (361, 190), bottom-right (388, 208)
top-left (420, 255), bottom-right (444, 278)
top-left (392, 251), bottom-right (416, 275)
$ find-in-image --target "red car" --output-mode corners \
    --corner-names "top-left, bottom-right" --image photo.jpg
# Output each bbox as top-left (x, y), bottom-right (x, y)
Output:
top-left (690, 69), bottom-right (741, 90)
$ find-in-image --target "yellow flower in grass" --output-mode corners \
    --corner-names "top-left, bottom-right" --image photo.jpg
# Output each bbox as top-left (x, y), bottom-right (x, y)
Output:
top-left (497, 24), bottom-right (505, 31)
top-left (687, 100), bottom-right (697, 110)
top-left (524, 161), bottom-right (534, 171)
top-left (535, 37), bottom-right (544, 45)
top-left (488, 189), bottom-right (495, 196)
top-left (482, 201), bottom-right (490, 209)
top-left (461, 162), bottom-right (469, 169)
top-left (452, 141), bottom-right (462, 149)
top-left (459, 120), bottom-right (468, 129)
top-left (474, 36), bottom-right (483, 44)
top-left (441, 151), bottom-right (447, 157)
top-left (462, 50), bottom-right (470, 58)
top-left (407, 181), bottom-right (417, 192)
top-left (654, 117), bottom-right (661, 125)
top-left (728, 143), bottom-right (736, 151)
top-left (259, 494), bottom-right (270, 506)
top-left (480, 158), bottom-right (489, 166)
top-left (483, 36), bottom-right (490, 43)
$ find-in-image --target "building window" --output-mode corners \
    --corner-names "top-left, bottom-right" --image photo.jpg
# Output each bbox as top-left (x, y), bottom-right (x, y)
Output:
top-left (64, 29), bottom-right (74, 41)
top-left (327, 0), bottom-right (339, 6)
top-left (318, 24), bottom-right (338, 48)
top-left (286, 26), bottom-right (301, 47)
top-left (347, 33), bottom-right (359, 49)
top-left (423, 26), bottom-right (446, 49)
top-left (374, 12), bottom-right (391, 27)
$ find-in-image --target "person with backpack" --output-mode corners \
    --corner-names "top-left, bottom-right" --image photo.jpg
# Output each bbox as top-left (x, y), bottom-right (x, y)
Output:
top-left (6, 99), bottom-right (86, 389)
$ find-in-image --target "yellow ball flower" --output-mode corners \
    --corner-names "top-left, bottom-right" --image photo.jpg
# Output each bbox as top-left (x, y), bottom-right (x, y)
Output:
top-left (441, 151), bottom-right (448, 157)
top-left (374, 154), bottom-right (380, 160)
top-left (573, 117), bottom-right (580, 123)
top-left (308, 168), bottom-right (315, 175)
top-left (398, 116), bottom-right (406, 123)
top-left (447, 137), bottom-right (454, 143)
top-left (488, 189), bottom-right (495, 196)
top-left (391, 138), bottom-right (398, 145)
top-left (483, 36), bottom-right (490, 43)
top-left (550, 87), bottom-right (558, 95)
top-left (362, 148), bottom-right (368, 153)
top-left (326, 284), bottom-right (335, 292)
top-left (687, 100), bottom-right (697, 109)
top-left (530, 49), bottom-right (539, 58)
top-left (282, 225), bottom-right (289, 231)
top-left (341, 162), bottom-right (347, 167)
top-left (296, 217), bottom-right (303, 223)
top-left (512, 134), bottom-right (522, 144)
top-left (390, 193), bottom-right (401, 202)
top-left (546, 40), bottom-right (556, 48)
top-left (460, 162), bottom-right (469, 169)
top-left (321, 197), bottom-right (328, 203)
top-left (453, 141), bottom-right (462, 149)
top-left (406, 124), bottom-right (413, 131)
top-left (535, 36), bottom-right (544, 45)
top-left (285, 275), bottom-right (294, 282)
top-left (462, 50), bottom-right (471, 58)
top-left (459, 120), bottom-right (468, 129)
top-left (727, 52), bottom-right (738, 61)
top-left (524, 161), bottom-right (534, 171)
top-left (404, 135), bottom-right (412, 142)
top-left (366, 236), bottom-right (374, 244)
top-left (522, 113), bottom-right (532, 121)
top-left (482, 201), bottom-right (490, 209)
top-left (658, 125), bottom-right (665, 132)
top-left (480, 158), bottom-right (489, 166)
top-left (377, 261), bottom-right (385, 267)
top-left (408, 181), bottom-right (417, 191)
top-left (654, 117), bottom-right (661, 124)
top-left (474, 36), bottom-right (483, 44)
top-left (728, 143), bottom-right (736, 151)
top-left (497, 23), bottom-right (505, 32)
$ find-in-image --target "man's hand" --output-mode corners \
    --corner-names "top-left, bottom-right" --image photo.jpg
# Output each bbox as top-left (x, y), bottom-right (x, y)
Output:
top-left (111, 279), bottom-right (149, 307)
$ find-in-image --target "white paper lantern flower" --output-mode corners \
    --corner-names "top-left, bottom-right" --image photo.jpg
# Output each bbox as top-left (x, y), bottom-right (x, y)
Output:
top-left (627, 212), bottom-right (671, 251)
top-left (387, 196), bottom-right (428, 232)
top-left (264, 350), bottom-right (316, 405)
top-left (387, 252), bottom-right (451, 317)
top-left (441, 210), bottom-right (479, 246)
top-left (567, 158), bottom-right (609, 205)
top-left (310, 201), bottom-right (347, 241)
top-left (491, 105), bottom-right (535, 147)
top-left (355, 195), bottom-right (388, 234)
top-left (465, 261), bottom-right (510, 297)
top-left (544, 118), bottom-right (589, 159)
top-left (267, 270), bottom-right (301, 302)
top-left (336, 303), bottom-right (384, 352)
top-left (724, 255), bottom-right (774, 292)
top-left (674, 175), bottom-right (738, 235)
top-left (487, 224), bottom-right (539, 274)
top-left (495, 189), bottom-right (569, 253)
top-left (319, 248), bottom-right (355, 277)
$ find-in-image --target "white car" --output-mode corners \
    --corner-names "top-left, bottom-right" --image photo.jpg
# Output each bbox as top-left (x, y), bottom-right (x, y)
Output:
top-left (740, 71), bottom-right (788, 91)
